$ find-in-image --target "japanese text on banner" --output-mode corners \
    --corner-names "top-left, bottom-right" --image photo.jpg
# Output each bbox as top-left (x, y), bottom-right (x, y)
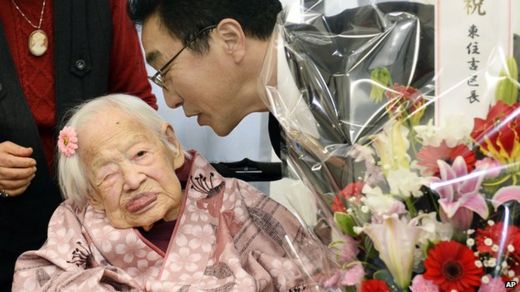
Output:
top-left (435, 0), bottom-right (512, 126)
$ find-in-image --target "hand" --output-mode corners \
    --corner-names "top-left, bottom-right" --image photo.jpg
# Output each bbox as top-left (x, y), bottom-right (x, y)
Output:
top-left (0, 141), bottom-right (37, 197)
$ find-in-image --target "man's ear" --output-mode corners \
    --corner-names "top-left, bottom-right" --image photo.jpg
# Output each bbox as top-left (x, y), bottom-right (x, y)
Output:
top-left (215, 18), bottom-right (246, 63)
top-left (161, 122), bottom-right (185, 169)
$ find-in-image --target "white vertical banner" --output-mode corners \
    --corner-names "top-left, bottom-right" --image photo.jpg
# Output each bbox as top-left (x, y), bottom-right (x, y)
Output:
top-left (435, 0), bottom-right (512, 126)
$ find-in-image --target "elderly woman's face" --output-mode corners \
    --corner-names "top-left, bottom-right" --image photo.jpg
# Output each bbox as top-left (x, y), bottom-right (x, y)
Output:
top-left (80, 110), bottom-right (184, 230)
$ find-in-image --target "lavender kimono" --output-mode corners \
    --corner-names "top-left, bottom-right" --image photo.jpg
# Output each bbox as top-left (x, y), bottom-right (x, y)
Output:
top-left (13, 153), bottom-right (319, 291)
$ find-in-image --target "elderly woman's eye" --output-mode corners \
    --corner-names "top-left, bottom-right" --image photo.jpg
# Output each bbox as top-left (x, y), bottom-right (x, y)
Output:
top-left (96, 172), bottom-right (116, 186)
top-left (134, 150), bottom-right (150, 160)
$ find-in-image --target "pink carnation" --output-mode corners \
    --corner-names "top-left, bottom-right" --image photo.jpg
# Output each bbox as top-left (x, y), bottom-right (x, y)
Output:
top-left (339, 236), bottom-right (359, 263)
top-left (323, 271), bottom-right (342, 288)
top-left (478, 276), bottom-right (506, 292)
top-left (410, 275), bottom-right (439, 292)
top-left (58, 126), bottom-right (78, 157)
top-left (323, 263), bottom-right (365, 288)
top-left (340, 263), bottom-right (364, 286)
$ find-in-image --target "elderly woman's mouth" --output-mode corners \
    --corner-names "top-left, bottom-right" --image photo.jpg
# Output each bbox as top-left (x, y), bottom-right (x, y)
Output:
top-left (125, 193), bottom-right (158, 213)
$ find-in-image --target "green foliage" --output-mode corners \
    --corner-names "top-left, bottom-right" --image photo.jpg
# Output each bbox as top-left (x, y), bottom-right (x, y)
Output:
top-left (334, 212), bottom-right (357, 237)
top-left (373, 270), bottom-right (401, 292)
top-left (495, 57), bottom-right (519, 105)
top-left (370, 67), bottom-right (393, 102)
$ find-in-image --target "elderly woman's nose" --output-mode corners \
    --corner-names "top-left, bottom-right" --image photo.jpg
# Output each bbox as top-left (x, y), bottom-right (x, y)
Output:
top-left (121, 165), bottom-right (145, 191)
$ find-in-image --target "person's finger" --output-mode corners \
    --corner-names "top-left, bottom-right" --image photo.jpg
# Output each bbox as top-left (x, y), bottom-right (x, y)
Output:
top-left (0, 166), bottom-right (37, 180)
top-left (0, 154), bottom-right (36, 168)
top-left (0, 174), bottom-right (35, 190)
top-left (3, 183), bottom-right (31, 197)
top-left (0, 142), bottom-right (33, 157)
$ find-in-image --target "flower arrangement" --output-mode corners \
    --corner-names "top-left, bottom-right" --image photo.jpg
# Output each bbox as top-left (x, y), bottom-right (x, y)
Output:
top-left (323, 59), bottom-right (520, 291)
top-left (260, 2), bottom-right (520, 290)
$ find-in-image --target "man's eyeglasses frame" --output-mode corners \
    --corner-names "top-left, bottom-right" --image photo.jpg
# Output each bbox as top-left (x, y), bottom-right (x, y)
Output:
top-left (149, 25), bottom-right (216, 89)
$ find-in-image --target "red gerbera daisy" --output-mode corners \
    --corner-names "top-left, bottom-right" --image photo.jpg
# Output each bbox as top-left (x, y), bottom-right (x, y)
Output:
top-left (417, 141), bottom-right (477, 176)
top-left (331, 181), bottom-right (364, 212)
top-left (360, 279), bottom-right (390, 292)
top-left (424, 241), bottom-right (484, 291)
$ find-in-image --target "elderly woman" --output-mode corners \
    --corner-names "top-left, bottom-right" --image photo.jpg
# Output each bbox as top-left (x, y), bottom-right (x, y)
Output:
top-left (12, 94), bottom-right (322, 291)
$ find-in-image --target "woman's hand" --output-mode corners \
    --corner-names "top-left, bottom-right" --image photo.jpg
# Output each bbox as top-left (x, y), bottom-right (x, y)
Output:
top-left (0, 141), bottom-right (37, 197)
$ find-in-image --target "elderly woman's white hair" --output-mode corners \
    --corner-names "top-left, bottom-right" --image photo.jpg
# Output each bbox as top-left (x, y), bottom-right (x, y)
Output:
top-left (57, 93), bottom-right (182, 207)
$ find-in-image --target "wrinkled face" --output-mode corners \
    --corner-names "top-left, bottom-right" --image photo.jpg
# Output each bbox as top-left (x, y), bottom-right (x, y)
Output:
top-left (141, 14), bottom-right (253, 136)
top-left (80, 109), bottom-right (184, 229)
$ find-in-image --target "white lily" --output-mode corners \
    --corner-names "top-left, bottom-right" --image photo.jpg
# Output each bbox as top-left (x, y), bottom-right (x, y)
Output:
top-left (362, 215), bottom-right (422, 289)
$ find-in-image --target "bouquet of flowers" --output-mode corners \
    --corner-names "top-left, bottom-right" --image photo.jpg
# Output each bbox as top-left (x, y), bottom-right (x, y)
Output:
top-left (261, 1), bottom-right (520, 291)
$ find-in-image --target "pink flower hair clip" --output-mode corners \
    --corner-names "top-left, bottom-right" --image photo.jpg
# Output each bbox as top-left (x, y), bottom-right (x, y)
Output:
top-left (58, 126), bottom-right (78, 157)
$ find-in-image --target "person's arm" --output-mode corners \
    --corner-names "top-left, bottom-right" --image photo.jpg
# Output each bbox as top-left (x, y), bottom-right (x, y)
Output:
top-left (108, 0), bottom-right (157, 109)
top-left (12, 204), bottom-right (141, 291)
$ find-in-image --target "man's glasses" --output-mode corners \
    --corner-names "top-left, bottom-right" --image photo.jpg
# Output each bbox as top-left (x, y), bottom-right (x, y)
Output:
top-left (149, 25), bottom-right (216, 89)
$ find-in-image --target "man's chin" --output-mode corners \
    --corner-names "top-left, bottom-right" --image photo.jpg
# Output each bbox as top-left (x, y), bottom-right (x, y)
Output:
top-left (208, 121), bottom-right (238, 137)
top-left (196, 113), bottom-right (240, 137)
top-left (212, 126), bottom-right (235, 137)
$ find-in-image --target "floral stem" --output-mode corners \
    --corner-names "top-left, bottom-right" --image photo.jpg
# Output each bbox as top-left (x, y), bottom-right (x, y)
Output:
top-left (483, 174), bottom-right (511, 187)
top-left (405, 197), bottom-right (417, 217)
top-left (407, 119), bottom-right (418, 155)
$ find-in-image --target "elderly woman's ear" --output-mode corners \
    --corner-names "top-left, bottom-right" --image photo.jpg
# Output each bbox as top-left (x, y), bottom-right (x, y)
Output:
top-left (161, 122), bottom-right (185, 170)
top-left (87, 186), bottom-right (104, 211)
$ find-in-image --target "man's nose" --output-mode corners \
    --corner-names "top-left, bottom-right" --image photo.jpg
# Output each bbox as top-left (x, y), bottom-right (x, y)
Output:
top-left (121, 164), bottom-right (145, 191)
top-left (163, 89), bottom-right (183, 109)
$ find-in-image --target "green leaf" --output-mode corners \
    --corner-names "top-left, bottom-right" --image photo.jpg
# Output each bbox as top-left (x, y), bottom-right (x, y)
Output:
top-left (370, 67), bottom-right (393, 102)
top-left (495, 57), bottom-right (519, 105)
top-left (373, 270), bottom-right (402, 292)
top-left (334, 212), bottom-right (357, 237)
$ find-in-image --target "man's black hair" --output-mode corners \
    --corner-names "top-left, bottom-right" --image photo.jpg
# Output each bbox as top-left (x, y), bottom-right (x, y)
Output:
top-left (128, 0), bottom-right (282, 53)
